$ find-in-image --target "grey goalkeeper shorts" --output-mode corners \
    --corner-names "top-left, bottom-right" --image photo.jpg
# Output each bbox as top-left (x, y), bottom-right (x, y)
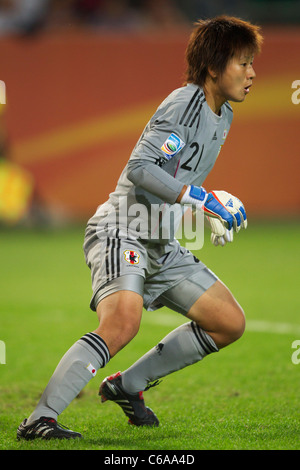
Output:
top-left (83, 225), bottom-right (218, 315)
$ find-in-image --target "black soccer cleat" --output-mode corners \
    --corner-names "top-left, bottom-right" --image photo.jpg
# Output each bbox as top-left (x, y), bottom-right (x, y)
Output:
top-left (17, 416), bottom-right (82, 440)
top-left (99, 371), bottom-right (159, 427)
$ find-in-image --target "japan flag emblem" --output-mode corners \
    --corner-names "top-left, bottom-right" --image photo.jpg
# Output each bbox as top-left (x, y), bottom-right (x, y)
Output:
top-left (124, 250), bottom-right (140, 265)
top-left (86, 363), bottom-right (97, 377)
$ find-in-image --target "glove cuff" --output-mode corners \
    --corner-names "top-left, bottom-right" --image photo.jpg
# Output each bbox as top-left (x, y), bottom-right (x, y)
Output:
top-left (180, 185), bottom-right (207, 209)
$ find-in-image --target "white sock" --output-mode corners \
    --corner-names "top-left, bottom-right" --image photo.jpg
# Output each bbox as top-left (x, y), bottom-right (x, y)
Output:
top-left (27, 332), bottom-right (110, 424)
top-left (122, 321), bottom-right (218, 393)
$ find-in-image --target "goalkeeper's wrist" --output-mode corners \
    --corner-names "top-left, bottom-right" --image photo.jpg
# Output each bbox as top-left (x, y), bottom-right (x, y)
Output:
top-left (179, 185), bottom-right (207, 210)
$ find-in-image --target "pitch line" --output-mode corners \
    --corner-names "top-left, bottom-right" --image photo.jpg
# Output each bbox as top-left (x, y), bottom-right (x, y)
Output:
top-left (143, 312), bottom-right (300, 336)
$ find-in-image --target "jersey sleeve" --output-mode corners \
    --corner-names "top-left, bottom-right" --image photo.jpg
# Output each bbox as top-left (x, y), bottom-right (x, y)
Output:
top-left (127, 87), bottom-right (204, 204)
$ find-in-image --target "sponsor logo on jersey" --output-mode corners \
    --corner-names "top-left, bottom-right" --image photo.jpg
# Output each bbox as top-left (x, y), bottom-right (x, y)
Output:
top-left (123, 250), bottom-right (140, 265)
top-left (161, 133), bottom-right (185, 160)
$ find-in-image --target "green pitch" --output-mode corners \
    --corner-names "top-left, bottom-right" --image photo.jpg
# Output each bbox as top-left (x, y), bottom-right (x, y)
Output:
top-left (0, 221), bottom-right (299, 450)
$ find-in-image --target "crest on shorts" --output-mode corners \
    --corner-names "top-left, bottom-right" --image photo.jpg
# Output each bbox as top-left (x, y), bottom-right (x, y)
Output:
top-left (123, 250), bottom-right (140, 265)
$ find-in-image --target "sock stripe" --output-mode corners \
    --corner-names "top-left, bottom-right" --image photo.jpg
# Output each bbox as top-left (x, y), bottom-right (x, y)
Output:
top-left (86, 332), bottom-right (110, 363)
top-left (79, 333), bottom-right (110, 367)
top-left (190, 322), bottom-right (218, 355)
top-left (80, 336), bottom-right (106, 365)
top-left (191, 322), bottom-right (210, 354)
top-left (86, 332), bottom-right (110, 362)
top-left (200, 328), bottom-right (218, 353)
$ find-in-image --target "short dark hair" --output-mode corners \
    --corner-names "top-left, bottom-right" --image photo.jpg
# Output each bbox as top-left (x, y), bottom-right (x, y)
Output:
top-left (184, 16), bottom-right (263, 87)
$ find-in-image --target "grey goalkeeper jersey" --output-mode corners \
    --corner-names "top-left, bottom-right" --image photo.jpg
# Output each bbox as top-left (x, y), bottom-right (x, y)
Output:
top-left (89, 83), bottom-right (233, 243)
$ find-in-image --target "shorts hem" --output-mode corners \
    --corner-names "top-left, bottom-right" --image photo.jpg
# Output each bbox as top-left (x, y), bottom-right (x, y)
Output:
top-left (144, 269), bottom-right (218, 313)
top-left (90, 273), bottom-right (145, 311)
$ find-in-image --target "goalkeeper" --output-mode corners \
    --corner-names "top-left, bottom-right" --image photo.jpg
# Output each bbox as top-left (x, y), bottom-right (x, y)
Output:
top-left (18, 15), bottom-right (263, 439)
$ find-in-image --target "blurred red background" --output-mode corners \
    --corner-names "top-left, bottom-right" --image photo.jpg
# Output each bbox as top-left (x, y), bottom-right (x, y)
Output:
top-left (1, 27), bottom-right (299, 221)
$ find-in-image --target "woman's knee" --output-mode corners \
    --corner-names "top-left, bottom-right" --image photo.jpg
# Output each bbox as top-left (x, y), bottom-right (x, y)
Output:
top-left (203, 302), bottom-right (245, 349)
top-left (187, 280), bottom-right (245, 348)
top-left (95, 290), bottom-right (143, 356)
top-left (225, 303), bottom-right (245, 342)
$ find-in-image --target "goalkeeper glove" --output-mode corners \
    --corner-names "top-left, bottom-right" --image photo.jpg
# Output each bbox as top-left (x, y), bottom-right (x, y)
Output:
top-left (205, 190), bottom-right (247, 246)
top-left (207, 218), bottom-right (234, 246)
top-left (204, 190), bottom-right (247, 232)
top-left (179, 185), bottom-right (207, 210)
top-left (180, 186), bottom-right (247, 246)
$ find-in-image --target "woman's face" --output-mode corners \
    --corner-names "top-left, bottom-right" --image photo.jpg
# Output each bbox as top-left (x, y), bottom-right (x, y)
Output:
top-left (217, 51), bottom-right (256, 103)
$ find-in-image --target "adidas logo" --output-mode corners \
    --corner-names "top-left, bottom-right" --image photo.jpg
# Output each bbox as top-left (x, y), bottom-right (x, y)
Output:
top-left (212, 131), bottom-right (217, 141)
top-left (115, 399), bottom-right (134, 415)
top-left (156, 343), bottom-right (164, 355)
top-left (225, 198), bottom-right (234, 208)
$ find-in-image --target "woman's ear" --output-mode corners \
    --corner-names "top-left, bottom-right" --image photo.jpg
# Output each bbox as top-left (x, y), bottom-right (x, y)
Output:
top-left (207, 66), bottom-right (218, 81)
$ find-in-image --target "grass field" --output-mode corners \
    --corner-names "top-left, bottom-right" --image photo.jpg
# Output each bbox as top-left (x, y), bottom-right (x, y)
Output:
top-left (1, 221), bottom-right (300, 452)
